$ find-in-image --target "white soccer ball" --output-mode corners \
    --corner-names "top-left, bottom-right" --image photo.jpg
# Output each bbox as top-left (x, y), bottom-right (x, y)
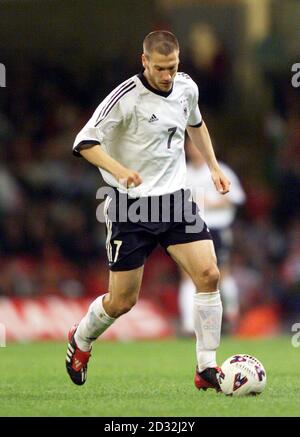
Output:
top-left (217, 354), bottom-right (267, 396)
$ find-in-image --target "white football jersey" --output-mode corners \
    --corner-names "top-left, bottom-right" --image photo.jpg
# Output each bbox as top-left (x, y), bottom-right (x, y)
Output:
top-left (186, 161), bottom-right (246, 228)
top-left (73, 72), bottom-right (202, 197)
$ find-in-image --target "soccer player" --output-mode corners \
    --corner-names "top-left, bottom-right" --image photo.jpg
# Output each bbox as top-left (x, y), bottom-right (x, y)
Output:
top-left (66, 31), bottom-right (231, 391)
top-left (178, 138), bottom-right (245, 335)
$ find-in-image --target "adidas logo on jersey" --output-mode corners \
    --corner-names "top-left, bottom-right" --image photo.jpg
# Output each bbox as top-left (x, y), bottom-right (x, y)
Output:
top-left (148, 114), bottom-right (158, 123)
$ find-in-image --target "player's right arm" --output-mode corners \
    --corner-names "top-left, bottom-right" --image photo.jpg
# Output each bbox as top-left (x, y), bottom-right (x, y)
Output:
top-left (72, 79), bottom-right (142, 188)
top-left (79, 144), bottom-right (142, 188)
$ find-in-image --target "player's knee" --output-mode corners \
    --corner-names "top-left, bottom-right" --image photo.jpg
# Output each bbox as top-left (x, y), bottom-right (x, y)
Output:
top-left (109, 294), bottom-right (138, 318)
top-left (197, 265), bottom-right (220, 290)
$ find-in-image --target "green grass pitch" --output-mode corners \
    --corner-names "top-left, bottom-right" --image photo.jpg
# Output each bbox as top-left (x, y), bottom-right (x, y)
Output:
top-left (0, 336), bottom-right (299, 417)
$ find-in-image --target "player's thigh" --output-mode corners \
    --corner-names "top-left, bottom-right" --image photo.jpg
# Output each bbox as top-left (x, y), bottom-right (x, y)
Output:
top-left (108, 265), bottom-right (144, 305)
top-left (166, 239), bottom-right (218, 281)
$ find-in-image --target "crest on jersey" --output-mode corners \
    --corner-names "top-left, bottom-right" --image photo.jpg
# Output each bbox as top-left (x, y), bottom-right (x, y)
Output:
top-left (180, 97), bottom-right (188, 118)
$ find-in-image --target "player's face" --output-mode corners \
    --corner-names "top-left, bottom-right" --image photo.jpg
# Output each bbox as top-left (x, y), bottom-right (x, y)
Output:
top-left (142, 50), bottom-right (179, 92)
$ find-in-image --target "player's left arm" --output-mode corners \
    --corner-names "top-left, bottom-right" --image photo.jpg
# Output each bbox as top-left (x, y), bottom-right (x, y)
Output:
top-left (187, 122), bottom-right (231, 195)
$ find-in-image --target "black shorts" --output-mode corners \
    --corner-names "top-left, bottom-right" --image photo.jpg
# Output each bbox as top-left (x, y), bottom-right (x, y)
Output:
top-left (103, 188), bottom-right (212, 271)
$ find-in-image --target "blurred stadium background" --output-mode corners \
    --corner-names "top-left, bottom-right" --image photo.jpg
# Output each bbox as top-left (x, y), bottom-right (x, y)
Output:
top-left (0, 0), bottom-right (300, 343)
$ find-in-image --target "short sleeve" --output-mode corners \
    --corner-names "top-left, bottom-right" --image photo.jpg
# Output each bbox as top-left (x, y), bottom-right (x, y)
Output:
top-left (72, 117), bottom-right (102, 157)
top-left (188, 82), bottom-right (203, 128)
top-left (73, 91), bottom-right (126, 157)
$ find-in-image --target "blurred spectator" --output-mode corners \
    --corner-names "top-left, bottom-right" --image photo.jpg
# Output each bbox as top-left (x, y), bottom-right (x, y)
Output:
top-left (280, 219), bottom-right (300, 326)
top-left (255, 30), bottom-right (287, 116)
top-left (273, 112), bottom-right (300, 228)
top-left (183, 23), bottom-right (231, 113)
top-left (178, 138), bottom-right (246, 335)
top-left (0, 166), bottom-right (23, 213)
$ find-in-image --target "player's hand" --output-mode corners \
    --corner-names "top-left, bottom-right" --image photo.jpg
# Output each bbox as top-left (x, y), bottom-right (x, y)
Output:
top-left (211, 168), bottom-right (231, 195)
top-left (116, 167), bottom-right (143, 188)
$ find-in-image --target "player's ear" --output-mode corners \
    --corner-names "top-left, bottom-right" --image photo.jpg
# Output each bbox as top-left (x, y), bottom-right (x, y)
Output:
top-left (141, 53), bottom-right (147, 69)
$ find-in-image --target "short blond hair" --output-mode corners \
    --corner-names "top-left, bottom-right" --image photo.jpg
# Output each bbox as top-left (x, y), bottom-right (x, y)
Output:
top-left (143, 31), bottom-right (179, 56)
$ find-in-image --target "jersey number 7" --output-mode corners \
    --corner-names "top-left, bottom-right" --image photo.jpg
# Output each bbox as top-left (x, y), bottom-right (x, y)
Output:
top-left (167, 127), bottom-right (177, 149)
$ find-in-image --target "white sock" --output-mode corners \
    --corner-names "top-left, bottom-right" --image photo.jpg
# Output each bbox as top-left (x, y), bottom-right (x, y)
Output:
top-left (74, 294), bottom-right (116, 352)
top-left (178, 277), bottom-right (195, 333)
top-left (193, 290), bottom-right (223, 372)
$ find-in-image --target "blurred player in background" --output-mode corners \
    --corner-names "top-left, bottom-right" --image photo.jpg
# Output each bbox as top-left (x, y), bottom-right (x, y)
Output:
top-left (178, 138), bottom-right (245, 335)
top-left (66, 30), bottom-right (230, 391)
